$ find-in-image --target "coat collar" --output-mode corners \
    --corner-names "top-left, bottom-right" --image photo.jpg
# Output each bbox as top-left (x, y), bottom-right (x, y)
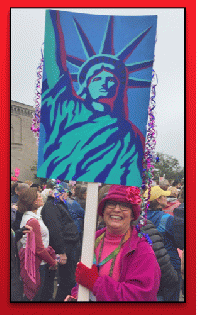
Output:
top-left (23, 210), bottom-right (41, 220)
top-left (95, 226), bottom-right (141, 255)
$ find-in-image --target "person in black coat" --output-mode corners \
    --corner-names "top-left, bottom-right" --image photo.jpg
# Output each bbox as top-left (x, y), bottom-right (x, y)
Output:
top-left (173, 204), bottom-right (184, 251)
top-left (173, 187), bottom-right (185, 297)
top-left (40, 183), bottom-right (80, 302)
top-left (11, 226), bottom-right (32, 301)
top-left (141, 219), bottom-right (179, 301)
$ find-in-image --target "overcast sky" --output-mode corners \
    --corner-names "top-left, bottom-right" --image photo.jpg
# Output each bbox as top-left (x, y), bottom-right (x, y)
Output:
top-left (11, 8), bottom-right (184, 167)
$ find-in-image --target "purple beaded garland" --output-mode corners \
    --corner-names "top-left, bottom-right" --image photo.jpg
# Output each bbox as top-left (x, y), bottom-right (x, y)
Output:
top-left (140, 66), bottom-right (158, 227)
top-left (31, 45), bottom-right (44, 143)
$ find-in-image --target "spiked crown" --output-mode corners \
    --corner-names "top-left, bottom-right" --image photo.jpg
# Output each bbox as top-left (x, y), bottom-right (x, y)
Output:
top-left (66, 15), bottom-right (154, 90)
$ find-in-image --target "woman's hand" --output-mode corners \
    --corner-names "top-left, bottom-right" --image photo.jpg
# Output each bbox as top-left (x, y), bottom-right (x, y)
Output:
top-left (75, 262), bottom-right (99, 292)
top-left (49, 260), bottom-right (58, 270)
top-left (64, 295), bottom-right (77, 302)
top-left (59, 253), bottom-right (67, 265)
top-left (22, 225), bottom-right (33, 234)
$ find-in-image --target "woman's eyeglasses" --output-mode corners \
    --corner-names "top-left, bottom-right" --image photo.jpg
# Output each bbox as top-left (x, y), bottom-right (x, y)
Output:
top-left (105, 201), bottom-right (132, 211)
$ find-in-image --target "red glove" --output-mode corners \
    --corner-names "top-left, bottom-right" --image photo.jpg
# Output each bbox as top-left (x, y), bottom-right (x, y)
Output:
top-left (75, 262), bottom-right (99, 292)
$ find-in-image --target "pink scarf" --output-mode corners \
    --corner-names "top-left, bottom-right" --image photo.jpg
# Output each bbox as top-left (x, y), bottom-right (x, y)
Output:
top-left (25, 230), bottom-right (36, 284)
top-left (19, 237), bottom-right (56, 300)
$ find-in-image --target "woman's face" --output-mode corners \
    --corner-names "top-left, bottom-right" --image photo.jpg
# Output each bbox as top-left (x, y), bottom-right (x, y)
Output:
top-left (103, 201), bottom-right (133, 235)
top-left (157, 195), bottom-right (168, 208)
top-left (88, 70), bottom-right (119, 100)
top-left (34, 192), bottom-right (44, 208)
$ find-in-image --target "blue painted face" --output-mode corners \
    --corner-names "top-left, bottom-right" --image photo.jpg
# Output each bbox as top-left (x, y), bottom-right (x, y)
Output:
top-left (88, 70), bottom-right (119, 100)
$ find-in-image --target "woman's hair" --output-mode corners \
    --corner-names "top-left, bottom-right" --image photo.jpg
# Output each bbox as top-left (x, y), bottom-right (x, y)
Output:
top-left (11, 182), bottom-right (18, 195)
top-left (15, 183), bottom-right (30, 194)
top-left (96, 184), bottom-right (111, 229)
top-left (18, 187), bottom-right (38, 214)
top-left (172, 179), bottom-right (180, 187)
top-left (31, 183), bottom-right (40, 190)
top-left (149, 198), bottom-right (160, 210)
top-left (46, 181), bottom-right (55, 189)
top-left (130, 204), bottom-right (139, 220)
top-left (24, 180), bottom-right (33, 186)
top-left (98, 184), bottom-right (111, 204)
top-left (74, 184), bottom-right (82, 198)
top-left (130, 204), bottom-right (142, 226)
top-left (79, 186), bottom-right (87, 200)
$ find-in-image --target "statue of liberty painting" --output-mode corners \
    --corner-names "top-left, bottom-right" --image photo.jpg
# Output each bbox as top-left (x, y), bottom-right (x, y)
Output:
top-left (37, 10), bottom-right (157, 186)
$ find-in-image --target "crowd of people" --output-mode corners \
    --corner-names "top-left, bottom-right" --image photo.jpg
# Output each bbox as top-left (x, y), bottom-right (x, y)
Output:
top-left (11, 177), bottom-right (184, 302)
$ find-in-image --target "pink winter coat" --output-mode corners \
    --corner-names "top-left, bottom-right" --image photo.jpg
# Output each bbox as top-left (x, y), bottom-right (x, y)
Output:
top-left (73, 227), bottom-right (161, 301)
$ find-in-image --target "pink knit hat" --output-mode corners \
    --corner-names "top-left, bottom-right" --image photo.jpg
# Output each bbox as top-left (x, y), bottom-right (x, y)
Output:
top-left (98, 185), bottom-right (142, 221)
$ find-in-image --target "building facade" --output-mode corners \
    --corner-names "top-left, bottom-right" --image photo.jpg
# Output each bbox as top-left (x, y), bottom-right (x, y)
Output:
top-left (11, 101), bottom-right (38, 182)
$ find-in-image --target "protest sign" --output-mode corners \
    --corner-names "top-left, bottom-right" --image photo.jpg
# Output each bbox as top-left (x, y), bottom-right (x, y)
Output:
top-left (37, 10), bottom-right (157, 187)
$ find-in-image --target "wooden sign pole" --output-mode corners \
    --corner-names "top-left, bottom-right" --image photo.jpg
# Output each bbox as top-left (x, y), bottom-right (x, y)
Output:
top-left (77, 182), bottom-right (99, 301)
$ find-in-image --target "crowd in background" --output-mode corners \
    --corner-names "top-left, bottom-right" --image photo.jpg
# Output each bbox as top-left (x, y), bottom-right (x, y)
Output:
top-left (11, 177), bottom-right (184, 302)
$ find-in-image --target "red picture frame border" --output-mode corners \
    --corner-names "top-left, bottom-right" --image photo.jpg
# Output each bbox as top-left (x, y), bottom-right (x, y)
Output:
top-left (3, 2), bottom-right (195, 314)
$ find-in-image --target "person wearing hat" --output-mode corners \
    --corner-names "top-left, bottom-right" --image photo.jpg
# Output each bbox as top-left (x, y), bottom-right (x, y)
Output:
top-left (65, 185), bottom-right (161, 301)
top-left (96, 185), bottom-right (179, 302)
top-left (40, 182), bottom-right (80, 301)
top-left (144, 186), bottom-right (184, 301)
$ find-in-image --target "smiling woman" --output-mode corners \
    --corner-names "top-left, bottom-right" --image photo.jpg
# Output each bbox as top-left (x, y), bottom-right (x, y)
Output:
top-left (103, 201), bottom-right (133, 235)
top-left (65, 184), bottom-right (161, 302)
